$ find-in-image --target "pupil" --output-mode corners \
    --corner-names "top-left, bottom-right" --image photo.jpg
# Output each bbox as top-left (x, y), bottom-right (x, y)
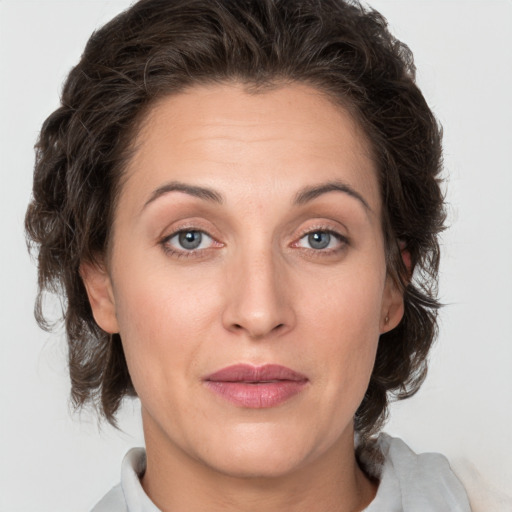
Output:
top-left (179, 231), bottom-right (202, 249)
top-left (308, 232), bottom-right (330, 249)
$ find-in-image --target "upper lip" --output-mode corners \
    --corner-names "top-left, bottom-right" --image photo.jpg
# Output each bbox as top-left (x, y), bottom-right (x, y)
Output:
top-left (204, 364), bottom-right (308, 383)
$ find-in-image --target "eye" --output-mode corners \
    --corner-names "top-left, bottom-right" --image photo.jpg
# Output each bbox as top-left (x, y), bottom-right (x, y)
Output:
top-left (296, 230), bottom-right (346, 251)
top-left (164, 230), bottom-right (215, 251)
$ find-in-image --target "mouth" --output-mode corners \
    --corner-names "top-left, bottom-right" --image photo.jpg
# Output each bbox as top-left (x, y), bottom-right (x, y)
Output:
top-left (203, 364), bottom-right (309, 408)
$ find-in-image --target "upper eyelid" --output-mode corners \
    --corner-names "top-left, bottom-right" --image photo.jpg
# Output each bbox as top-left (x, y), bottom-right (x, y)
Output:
top-left (160, 220), bottom-right (220, 241)
top-left (296, 229), bottom-right (347, 244)
top-left (164, 227), bottom-right (211, 239)
top-left (162, 228), bottom-right (218, 247)
top-left (295, 224), bottom-right (348, 240)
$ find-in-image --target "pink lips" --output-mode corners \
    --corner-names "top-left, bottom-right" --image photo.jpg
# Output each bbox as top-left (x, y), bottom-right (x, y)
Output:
top-left (204, 364), bottom-right (308, 408)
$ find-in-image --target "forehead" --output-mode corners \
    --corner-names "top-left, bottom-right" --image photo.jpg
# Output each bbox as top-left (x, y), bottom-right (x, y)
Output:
top-left (120, 82), bottom-right (380, 214)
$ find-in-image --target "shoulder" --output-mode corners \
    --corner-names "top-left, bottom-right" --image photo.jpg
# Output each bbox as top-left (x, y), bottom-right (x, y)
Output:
top-left (361, 434), bottom-right (472, 512)
top-left (91, 483), bottom-right (127, 512)
top-left (91, 447), bottom-right (160, 512)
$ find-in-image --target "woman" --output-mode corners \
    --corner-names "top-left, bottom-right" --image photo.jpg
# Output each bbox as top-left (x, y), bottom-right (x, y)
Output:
top-left (25, 0), bottom-right (472, 510)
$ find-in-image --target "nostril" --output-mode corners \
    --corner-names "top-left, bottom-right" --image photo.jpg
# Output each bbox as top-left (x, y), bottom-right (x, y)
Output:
top-left (229, 321), bottom-right (286, 336)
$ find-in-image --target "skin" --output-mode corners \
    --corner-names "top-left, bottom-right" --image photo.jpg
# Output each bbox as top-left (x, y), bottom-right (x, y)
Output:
top-left (82, 83), bottom-right (404, 512)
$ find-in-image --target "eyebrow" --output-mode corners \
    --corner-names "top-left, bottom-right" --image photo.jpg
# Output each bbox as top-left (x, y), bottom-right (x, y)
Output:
top-left (142, 181), bottom-right (224, 210)
top-left (293, 181), bottom-right (371, 212)
top-left (142, 179), bottom-right (370, 213)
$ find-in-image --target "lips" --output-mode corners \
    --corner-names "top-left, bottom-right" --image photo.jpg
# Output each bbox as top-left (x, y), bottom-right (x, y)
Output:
top-left (204, 364), bottom-right (308, 408)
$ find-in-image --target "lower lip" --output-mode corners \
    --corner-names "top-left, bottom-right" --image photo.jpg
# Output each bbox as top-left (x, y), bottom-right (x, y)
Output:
top-left (204, 381), bottom-right (307, 408)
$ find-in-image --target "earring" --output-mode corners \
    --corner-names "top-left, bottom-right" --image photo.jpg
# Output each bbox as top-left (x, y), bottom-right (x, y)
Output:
top-left (384, 315), bottom-right (389, 324)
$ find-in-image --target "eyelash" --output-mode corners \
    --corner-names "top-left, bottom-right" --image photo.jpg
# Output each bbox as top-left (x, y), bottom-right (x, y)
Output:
top-left (291, 226), bottom-right (349, 256)
top-left (160, 228), bottom-right (222, 259)
top-left (159, 226), bottom-right (348, 259)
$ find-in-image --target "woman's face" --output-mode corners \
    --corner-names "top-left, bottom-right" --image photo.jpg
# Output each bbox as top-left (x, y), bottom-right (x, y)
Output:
top-left (83, 83), bottom-right (403, 478)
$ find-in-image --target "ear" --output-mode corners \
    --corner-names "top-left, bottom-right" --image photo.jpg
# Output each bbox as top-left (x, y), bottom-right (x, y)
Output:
top-left (399, 241), bottom-right (412, 280)
top-left (80, 260), bottom-right (119, 334)
top-left (380, 275), bottom-right (405, 334)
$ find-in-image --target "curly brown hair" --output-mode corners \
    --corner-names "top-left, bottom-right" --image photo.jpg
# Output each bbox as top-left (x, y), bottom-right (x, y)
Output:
top-left (25, 0), bottom-right (444, 440)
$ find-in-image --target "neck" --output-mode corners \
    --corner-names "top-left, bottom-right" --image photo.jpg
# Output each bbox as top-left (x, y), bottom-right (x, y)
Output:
top-left (141, 412), bottom-right (377, 512)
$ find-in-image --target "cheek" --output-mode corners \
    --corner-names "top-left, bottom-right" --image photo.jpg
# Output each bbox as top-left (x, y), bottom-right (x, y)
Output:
top-left (296, 265), bottom-right (385, 392)
top-left (111, 262), bottom-right (223, 395)
top-left (299, 261), bottom-right (385, 338)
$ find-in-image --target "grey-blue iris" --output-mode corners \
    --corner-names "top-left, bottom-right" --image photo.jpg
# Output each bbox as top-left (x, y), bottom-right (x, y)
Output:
top-left (179, 231), bottom-right (202, 250)
top-left (308, 232), bottom-right (330, 249)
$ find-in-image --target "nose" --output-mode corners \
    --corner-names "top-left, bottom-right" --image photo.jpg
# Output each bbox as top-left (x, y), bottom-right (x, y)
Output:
top-left (221, 248), bottom-right (295, 339)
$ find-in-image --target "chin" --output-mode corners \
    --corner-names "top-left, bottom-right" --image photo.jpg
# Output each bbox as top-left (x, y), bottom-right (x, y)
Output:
top-left (206, 449), bottom-right (308, 479)
top-left (194, 422), bottom-right (333, 479)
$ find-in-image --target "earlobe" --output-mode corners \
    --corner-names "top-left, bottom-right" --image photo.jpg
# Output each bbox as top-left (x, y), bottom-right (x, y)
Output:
top-left (380, 276), bottom-right (405, 334)
top-left (80, 260), bottom-right (119, 334)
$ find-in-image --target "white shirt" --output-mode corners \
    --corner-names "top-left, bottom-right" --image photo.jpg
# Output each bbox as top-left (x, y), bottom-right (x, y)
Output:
top-left (92, 434), bottom-right (472, 512)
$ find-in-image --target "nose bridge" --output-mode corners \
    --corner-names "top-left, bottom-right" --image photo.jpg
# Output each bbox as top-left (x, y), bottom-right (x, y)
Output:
top-left (222, 237), bottom-right (293, 338)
